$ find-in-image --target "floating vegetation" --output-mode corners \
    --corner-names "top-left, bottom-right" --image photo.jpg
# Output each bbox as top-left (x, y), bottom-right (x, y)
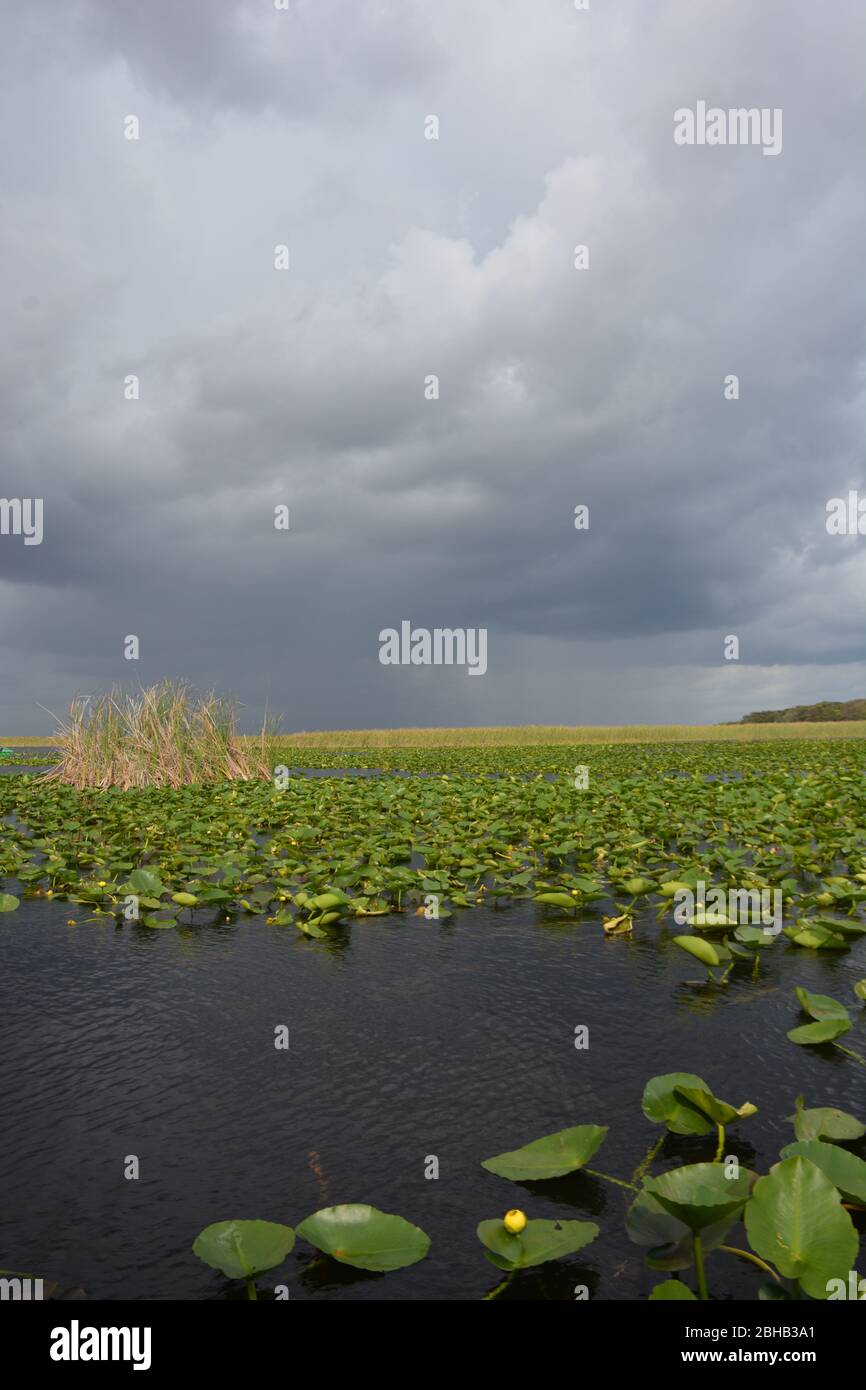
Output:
top-left (192, 1206), bottom-right (430, 1297)
top-left (3, 736), bottom-right (865, 1300)
top-left (192, 1220), bottom-right (296, 1300)
top-left (296, 1205), bottom-right (431, 1273)
top-left (1, 740), bottom-right (864, 941)
top-left (12, 1069), bottom-right (866, 1301)
top-left (787, 986), bottom-right (866, 1064)
top-left (477, 1214), bottom-right (599, 1298)
top-left (480, 1125), bottom-right (608, 1181)
top-left (1, 737), bottom-right (864, 1061)
top-left (476, 1073), bottom-right (865, 1301)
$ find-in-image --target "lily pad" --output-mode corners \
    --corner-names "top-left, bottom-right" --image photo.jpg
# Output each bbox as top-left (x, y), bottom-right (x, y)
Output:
top-left (128, 869), bottom-right (163, 896)
top-left (787, 1019), bottom-right (851, 1045)
top-left (649, 1278), bottom-right (698, 1300)
top-left (673, 1086), bottom-right (757, 1128)
top-left (296, 1204), bottom-right (430, 1272)
top-left (533, 892), bottom-right (578, 910)
top-left (642, 1074), bottom-right (716, 1137)
top-left (779, 1141), bottom-right (866, 1205)
top-left (687, 910), bottom-right (738, 931)
top-left (794, 986), bottom-right (849, 1022)
top-left (192, 1219), bottom-right (295, 1279)
top-left (626, 1188), bottom-right (736, 1270)
top-left (481, 1124), bottom-right (607, 1181)
top-left (477, 1217), bottom-right (599, 1271)
top-left (788, 1096), bottom-right (865, 1143)
top-left (644, 1163), bottom-right (754, 1232)
top-left (672, 936), bottom-right (721, 968)
top-left (744, 1157), bottom-right (858, 1299)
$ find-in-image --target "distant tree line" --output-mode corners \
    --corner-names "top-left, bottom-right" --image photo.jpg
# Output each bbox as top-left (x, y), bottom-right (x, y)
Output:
top-left (739, 698), bottom-right (866, 724)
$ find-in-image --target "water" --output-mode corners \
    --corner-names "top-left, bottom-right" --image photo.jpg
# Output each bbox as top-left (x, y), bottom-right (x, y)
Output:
top-left (0, 747), bottom-right (55, 776)
top-left (1, 893), bottom-right (864, 1300)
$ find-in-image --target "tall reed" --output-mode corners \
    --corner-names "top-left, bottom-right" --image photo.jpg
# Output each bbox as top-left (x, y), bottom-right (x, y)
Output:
top-left (48, 682), bottom-right (281, 789)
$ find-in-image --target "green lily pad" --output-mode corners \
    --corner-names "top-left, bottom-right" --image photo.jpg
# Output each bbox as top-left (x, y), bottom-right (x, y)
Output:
top-left (649, 1279), bottom-right (698, 1300)
top-left (744, 1157), bottom-right (858, 1299)
top-left (296, 1204), bottom-right (430, 1272)
top-left (779, 1141), bottom-right (866, 1205)
top-left (786, 926), bottom-right (849, 950)
top-left (642, 1074), bottom-right (715, 1137)
top-left (192, 1219), bottom-right (295, 1279)
top-left (687, 910), bottom-right (738, 931)
top-left (626, 1188), bottom-right (737, 1270)
top-left (787, 1019), bottom-right (851, 1045)
top-left (533, 892), bottom-right (579, 910)
top-left (622, 878), bottom-right (657, 896)
top-left (310, 891), bottom-right (348, 912)
top-left (481, 1124), bottom-right (607, 1180)
top-left (644, 1163), bottom-right (754, 1232)
top-left (788, 1096), bottom-right (865, 1143)
top-left (809, 916), bottom-right (866, 938)
top-left (477, 1217), bottom-right (598, 1271)
top-left (129, 869), bottom-right (163, 896)
top-left (673, 936), bottom-right (721, 967)
top-left (794, 986), bottom-right (849, 1022)
top-left (673, 1087), bottom-right (757, 1128)
top-left (733, 925), bottom-right (776, 948)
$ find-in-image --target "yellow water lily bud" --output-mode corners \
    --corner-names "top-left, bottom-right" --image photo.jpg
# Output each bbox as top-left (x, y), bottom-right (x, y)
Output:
top-left (503, 1209), bottom-right (527, 1235)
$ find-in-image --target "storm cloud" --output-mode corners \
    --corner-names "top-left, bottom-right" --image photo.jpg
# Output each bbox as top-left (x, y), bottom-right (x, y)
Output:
top-left (0, 0), bottom-right (863, 732)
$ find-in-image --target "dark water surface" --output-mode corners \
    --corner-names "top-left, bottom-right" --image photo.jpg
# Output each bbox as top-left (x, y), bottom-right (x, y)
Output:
top-left (0, 748), bottom-right (56, 776)
top-left (1, 895), bottom-right (865, 1301)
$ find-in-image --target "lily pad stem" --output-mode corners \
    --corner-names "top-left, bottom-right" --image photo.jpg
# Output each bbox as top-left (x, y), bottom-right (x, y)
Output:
top-left (713, 1124), bottom-right (726, 1163)
top-left (630, 1133), bottom-right (665, 1186)
top-left (482, 1271), bottom-right (515, 1301)
top-left (245, 1276), bottom-right (258, 1301)
top-left (584, 1167), bottom-right (639, 1193)
top-left (832, 1042), bottom-right (866, 1066)
top-left (719, 1246), bottom-right (781, 1282)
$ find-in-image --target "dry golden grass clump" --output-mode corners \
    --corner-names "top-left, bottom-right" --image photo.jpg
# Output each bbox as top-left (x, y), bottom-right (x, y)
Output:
top-left (48, 682), bottom-right (278, 789)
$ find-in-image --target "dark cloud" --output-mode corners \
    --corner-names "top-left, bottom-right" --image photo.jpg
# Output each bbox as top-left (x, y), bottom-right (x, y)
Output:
top-left (0, 0), bottom-right (863, 732)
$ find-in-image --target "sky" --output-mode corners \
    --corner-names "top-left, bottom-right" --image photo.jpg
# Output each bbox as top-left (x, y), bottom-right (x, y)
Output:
top-left (0, 0), bottom-right (864, 733)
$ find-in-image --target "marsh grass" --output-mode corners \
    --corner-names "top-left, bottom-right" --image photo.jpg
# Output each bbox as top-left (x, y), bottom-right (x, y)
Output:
top-left (47, 682), bottom-right (280, 789)
top-left (8, 720), bottom-right (866, 752)
top-left (268, 721), bottom-right (866, 749)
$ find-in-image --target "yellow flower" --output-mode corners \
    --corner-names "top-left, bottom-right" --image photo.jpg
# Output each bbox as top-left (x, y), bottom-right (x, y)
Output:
top-left (503, 1209), bottom-right (527, 1235)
